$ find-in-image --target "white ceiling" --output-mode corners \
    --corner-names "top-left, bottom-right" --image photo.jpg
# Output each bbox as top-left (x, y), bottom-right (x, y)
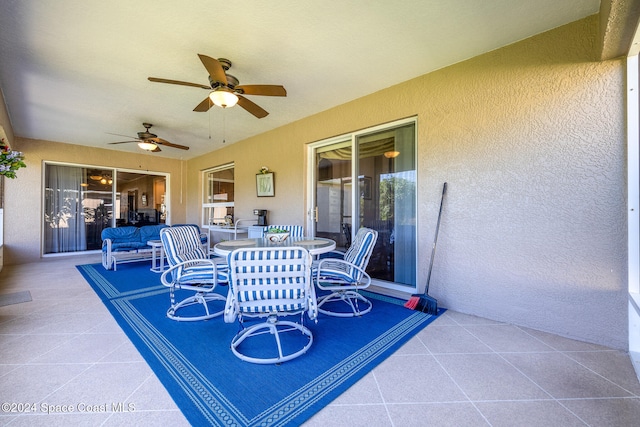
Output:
top-left (0, 0), bottom-right (600, 160)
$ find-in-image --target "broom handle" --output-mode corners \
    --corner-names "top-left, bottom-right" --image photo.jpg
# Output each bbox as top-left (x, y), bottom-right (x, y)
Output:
top-left (424, 182), bottom-right (447, 295)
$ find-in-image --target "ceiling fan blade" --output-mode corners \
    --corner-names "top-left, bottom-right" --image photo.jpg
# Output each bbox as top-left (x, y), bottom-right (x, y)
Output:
top-left (235, 85), bottom-right (287, 97)
top-left (106, 132), bottom-right (138, 139)
top-left (148, 77), bottom-right (210, 90)
top-left (237, 95), bottom-right (269, 118)
top-left (108, 140), bottom-right (139, 145)
top-left (193, 96), bottom-right (213, 112)
top-left (151, 138), bottom-right (190, 150)
top-left (198, 54), bottom-right (227, 85)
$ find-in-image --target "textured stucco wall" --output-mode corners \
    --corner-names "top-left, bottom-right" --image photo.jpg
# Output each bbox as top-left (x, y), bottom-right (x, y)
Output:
top-left (187, 16), bottom-right (628, 349)
top-left (422, 19), bottom-right (626, 349)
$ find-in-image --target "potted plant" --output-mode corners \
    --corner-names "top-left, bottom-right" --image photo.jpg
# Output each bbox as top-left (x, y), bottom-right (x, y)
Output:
top-left (265, 227), bottom-right (290, 243)
top-left (0, 138), bottom-right (26, 179)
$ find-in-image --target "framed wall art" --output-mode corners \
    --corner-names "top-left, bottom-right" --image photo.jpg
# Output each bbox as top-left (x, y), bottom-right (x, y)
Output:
top-left (256, 172), bottom-right (275, 197)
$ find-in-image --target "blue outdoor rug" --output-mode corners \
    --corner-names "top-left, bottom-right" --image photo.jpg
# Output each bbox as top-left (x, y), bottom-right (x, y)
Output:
top-left (77, 262), bottom-right (444, 426)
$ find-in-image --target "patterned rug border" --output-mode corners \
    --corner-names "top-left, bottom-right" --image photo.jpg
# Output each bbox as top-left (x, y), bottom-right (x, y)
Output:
top-left (77, 262), bottom-right (444, 426)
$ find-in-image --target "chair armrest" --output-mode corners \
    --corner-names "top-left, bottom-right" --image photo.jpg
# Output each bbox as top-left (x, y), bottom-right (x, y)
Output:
top-left (315, 258), bottom-right (372, 290)
top-left (101, 238), bottom-right (113, 269)
top-left (160, 258), bottom-right (219, 289)
top-left (306, 282), bottom-right (319, 322)
top-left (223, 290), bottom-right (238, 323)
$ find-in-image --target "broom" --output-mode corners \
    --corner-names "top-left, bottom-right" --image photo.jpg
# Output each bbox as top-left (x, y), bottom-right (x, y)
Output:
top-left (404, 182), bottom-right (447, 314)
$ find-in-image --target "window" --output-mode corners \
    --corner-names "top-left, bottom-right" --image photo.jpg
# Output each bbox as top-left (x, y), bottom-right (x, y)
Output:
top-left (202, 163), bottom-right (235, 226)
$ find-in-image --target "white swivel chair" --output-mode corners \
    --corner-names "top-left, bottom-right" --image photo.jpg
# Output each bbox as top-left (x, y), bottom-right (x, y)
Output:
top-left (160, 225), bottom-right (228, 322)
top-left (224, 246), bottom-right (316, 364)
top-left (172, 223), bottom-right (209, 254)
top-left (314, 227), bottom-right (378, 317)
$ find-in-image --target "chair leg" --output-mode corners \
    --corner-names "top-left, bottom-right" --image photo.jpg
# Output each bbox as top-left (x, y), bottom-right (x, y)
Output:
top-left (166, 291), bottom-right (226, 322)
top-left (230, 316), bottom-right (313, 364)
top-left (317, 290), bottom-right (372, 317)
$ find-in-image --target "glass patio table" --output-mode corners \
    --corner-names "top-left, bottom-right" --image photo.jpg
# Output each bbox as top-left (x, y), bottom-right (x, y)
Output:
top-left (213, 236), bottom-right (336, 257)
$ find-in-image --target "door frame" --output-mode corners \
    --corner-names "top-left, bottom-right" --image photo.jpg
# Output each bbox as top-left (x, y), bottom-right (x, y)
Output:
top-left (306, 117), bottom-right (418, 293)
top-left (41, 161), bottom-right (170, 257)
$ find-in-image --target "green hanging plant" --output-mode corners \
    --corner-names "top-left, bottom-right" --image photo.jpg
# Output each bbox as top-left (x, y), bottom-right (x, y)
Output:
top-left (0, 138), bottom-right (26, 179)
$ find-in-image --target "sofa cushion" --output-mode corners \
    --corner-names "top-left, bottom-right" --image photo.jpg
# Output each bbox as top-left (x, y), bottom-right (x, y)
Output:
top-left (139, 224), bottom-right (169, 243)
top-left (111, 241), bottom-right (149, 251)
top-left (101, 226), bottom-right (140, 244)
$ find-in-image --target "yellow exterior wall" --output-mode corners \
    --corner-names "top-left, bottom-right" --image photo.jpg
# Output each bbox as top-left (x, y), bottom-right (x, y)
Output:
top-left (186, 16), bottom-right (629, 349)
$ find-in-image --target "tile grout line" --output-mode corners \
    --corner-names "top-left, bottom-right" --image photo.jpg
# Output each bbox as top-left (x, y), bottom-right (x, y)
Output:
top-left (423, 314), bottom-right (494, 426)
top-left (463, 323), bottom-right (592, 425)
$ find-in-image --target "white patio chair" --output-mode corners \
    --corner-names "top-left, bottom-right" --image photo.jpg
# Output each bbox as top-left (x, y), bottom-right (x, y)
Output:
top-left (224, 246), bottom-right (316, 364)
top-left (314, 227), bottom-right (378, 317)
top-left (160, 225), bottom-right (228, 322)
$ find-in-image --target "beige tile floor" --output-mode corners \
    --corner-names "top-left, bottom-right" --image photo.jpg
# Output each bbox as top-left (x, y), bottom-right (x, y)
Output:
top-left (0, 254), bottom-right (639, 426)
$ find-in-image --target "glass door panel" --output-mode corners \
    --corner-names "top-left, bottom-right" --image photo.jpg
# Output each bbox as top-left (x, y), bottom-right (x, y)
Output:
top-left (115, 171), bottom-right (166, 226)
top-left (44, 165), bottom-right (113, 253)
top-left (43, 164), bottom-right (167, 255)
top-left (310, 119), bottom-right (417, 290)
top-left (356, 123), bottom-right (416, 286)
top-left (315, 140), bottom-right (352, 251)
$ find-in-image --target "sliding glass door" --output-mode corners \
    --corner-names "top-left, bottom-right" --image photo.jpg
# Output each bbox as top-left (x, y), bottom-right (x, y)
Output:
top-left (309, 118), bottom-right (417, 290)
top-left (43, 163), bottom-right (168, 255)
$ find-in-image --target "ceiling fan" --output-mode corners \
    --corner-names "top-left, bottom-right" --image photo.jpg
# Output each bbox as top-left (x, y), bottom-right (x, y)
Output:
top-left (148, 54), bottom-right (287, 118)
top-left (107, 123), bottom-right (189, 152)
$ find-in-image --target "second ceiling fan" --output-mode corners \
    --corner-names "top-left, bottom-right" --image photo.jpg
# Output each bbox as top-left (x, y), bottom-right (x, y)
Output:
top-left (108, 123), bottom-right (189, 152)
top-left (148, 54), bottom-right (286, 118)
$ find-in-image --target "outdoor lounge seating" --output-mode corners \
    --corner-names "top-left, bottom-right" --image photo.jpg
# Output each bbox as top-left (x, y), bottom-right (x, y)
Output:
top-left (224, 246), bottom-right (316, 364)
top-left (160, 225), bottom-right (228, 322)
top-left (101, 224), bottom-right (210, 270)
top-left (314, 227), bottom-right (378, 317)
top-left (101, 224), bottom-right (168, 270)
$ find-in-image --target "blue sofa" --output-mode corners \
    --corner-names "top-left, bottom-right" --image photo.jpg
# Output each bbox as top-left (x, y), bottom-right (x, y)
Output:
top-left (101, 224), bottom-right (210, 270)
top-left (101, 225), bottom-right (168, 270)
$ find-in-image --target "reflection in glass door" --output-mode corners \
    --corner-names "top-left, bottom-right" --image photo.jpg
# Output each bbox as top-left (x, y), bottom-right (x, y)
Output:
top-left (356, 124), bottom-right (416, 286)
top-left (311, 119), bottom-right (417, 289)
top-left (314, 140), bottom-right (352, 250)
top-left (44, 164), bottom-right (113, 253)
top-left (43, 164), bottom-right (168, 255)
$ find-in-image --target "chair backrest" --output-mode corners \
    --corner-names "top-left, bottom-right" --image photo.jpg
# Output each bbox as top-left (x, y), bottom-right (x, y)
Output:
top-left (263, 225), bottom-right (304, 237)
top-left (227, 247), bottom-right (314, 319)
top-left (160, 225), bottom-right (208, 267)
top-left (342, 227), bottom-right (378, 279)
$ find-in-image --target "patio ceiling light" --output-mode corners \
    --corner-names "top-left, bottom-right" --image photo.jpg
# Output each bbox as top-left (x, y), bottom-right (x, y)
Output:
top-left (138, 141), bottom-right (158, 151)
top-left (209, 89), bottom-right (238, 108)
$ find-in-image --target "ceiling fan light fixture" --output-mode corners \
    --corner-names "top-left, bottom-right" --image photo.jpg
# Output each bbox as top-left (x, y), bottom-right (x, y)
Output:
top-left (138, 141), bottom-right (158, 151)
top-left (384, 150), bottom-right (400, 159)
top-left (209, 89), bottom-right (238, 108)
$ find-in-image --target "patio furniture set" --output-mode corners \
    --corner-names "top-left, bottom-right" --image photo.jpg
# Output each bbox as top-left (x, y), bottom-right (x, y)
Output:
top-left (113, 224), bottom-right (379, 364)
